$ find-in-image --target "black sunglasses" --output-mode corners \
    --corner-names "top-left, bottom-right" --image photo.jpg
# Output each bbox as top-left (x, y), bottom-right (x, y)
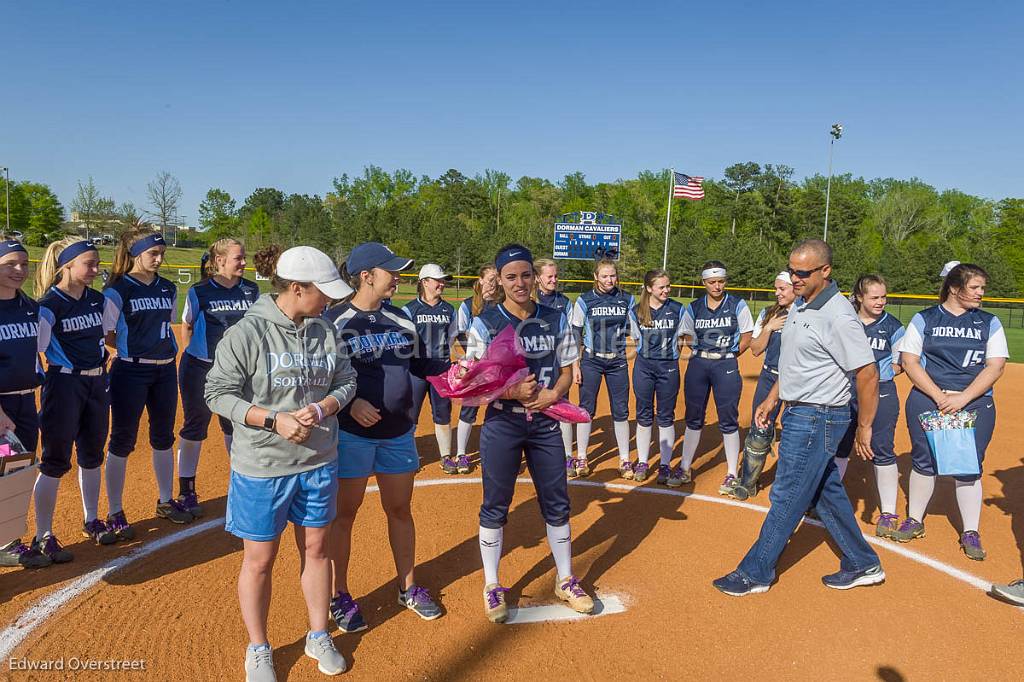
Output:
top-left (787, 264), bottom-right (827, 279)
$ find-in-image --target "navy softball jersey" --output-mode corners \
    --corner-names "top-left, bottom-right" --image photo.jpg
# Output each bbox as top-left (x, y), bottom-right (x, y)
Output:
top-left (402, 297), bottom-right (457, 426)
top-left (327, 302), bottom-right (418, 440)
top-left (456, 297), bottom-right (496, 422)
top-left (0, 292), bottom-right (43, 452)
top-left (629, 300), bottom-right (685, 428)
top-left (182, 278), bottom-right (260, 361)
top-left (537, 290), bottom-right (572, 319)
top-left (750, 307), bottom-right (785, 424)
top-left (570, 288), bottom-right (635, 356)
top-left (898, 305), bottom-right (1008, 479)
top-left (837, 312), bottom-right (906, 463)
top-left (37, 286), bottom-right (112, 477)
top-left (680, 294), bottom-right (754, 354)
top-left (103, 274), bottom-right (178, 360)
top-left (466, 303), bottom-right (578, 529)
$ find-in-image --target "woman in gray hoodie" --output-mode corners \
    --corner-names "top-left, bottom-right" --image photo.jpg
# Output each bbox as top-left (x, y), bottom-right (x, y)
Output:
top-left (205, 245), bottom-right (357, 682)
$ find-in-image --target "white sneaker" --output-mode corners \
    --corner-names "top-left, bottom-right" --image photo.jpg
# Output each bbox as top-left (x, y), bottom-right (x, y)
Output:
top-left (304, 632), bottom-right (347, 675)
top-left (245, 645), bottom-right (276, 682)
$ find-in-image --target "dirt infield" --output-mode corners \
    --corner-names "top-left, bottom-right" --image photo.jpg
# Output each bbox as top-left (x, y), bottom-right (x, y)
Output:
top-left (2, 331), bottom-right (1023, 680)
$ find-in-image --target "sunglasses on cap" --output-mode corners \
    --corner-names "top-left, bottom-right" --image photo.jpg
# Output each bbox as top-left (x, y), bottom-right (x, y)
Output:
top-left (787, 264), bottom-right (827, 279)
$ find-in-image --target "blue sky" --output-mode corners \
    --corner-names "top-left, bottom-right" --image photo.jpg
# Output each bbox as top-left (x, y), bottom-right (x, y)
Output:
top-left (5, 1), bottom-right (1022, 223)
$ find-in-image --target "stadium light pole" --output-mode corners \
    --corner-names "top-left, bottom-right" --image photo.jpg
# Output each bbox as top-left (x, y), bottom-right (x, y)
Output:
top-left (823, 123), bottom-right (843, 242)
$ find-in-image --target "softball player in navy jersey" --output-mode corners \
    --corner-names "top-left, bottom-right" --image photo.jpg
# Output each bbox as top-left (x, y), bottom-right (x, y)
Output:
top-left (748, 272), bottom-right (794, 432)
top-left (327, 242), bottom-right (441, 634)
top-left (102, 229), bottom-right (191, 537)
top-left (678, 261), bottom-right (754, 494)
top-left (402, 264), bottom-right (458, 474)
top-left (32, 238), bottom-right (115, 562)
top-left (470, 244), bottom-right (594, 623)
top-left (534, 258), bottom-right (576, 462)
top-left (628, 269), bottom-right (685, 484)
top-left (454, 264), bottom-right (500, 466)
top-left (178, 238), bottom-right (259, 515)
top-left (834, 275), bottom-right (906, 538)
top-left (0, 239), bottom-right (52, 569)
top-left (892, 263), bottom-right (1008, 561)
top-left (569, 258), bottom-right (634, 478)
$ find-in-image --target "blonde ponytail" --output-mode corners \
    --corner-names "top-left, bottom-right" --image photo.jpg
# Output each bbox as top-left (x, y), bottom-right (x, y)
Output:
top-left (34, 236), bottom-right (81, 294)
top-left (205, 237), bottom-right (244, 279)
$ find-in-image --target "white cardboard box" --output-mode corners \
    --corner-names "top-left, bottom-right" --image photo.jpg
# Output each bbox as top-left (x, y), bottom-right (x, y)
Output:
top-left (0, 464), bottom-right (37, 545)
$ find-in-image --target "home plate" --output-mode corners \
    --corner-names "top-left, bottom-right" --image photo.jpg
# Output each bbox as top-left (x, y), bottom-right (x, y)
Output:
top-left (504, 595), bottom-right (627, 624)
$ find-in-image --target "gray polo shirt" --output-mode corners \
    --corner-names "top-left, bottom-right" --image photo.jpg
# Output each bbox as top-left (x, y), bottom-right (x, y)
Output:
top-left (778, 281), bottom-right (874, 406)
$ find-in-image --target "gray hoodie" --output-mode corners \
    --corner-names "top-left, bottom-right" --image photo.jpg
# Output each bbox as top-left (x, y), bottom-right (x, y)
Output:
top-left (205, 294), bottom-right (357, 478)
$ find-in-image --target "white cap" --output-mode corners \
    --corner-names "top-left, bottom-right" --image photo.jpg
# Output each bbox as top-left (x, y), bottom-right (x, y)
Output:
top-left (775, 271), bottom-right (792, 285)
top-left (418, 263), bottom-right (450, 281)
top-left (275, 246), bottom-right (353, 300)
top-left (940, 260), bottom-right (961, 278)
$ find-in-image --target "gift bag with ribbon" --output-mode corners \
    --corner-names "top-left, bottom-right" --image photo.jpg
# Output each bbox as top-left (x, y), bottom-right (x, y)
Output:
top-left (917, 409), bottom-right (980, 476)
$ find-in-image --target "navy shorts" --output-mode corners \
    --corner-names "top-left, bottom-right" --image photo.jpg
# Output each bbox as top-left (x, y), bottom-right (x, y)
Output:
top-left (39, 369), bottom-right (109, 478)
top-left (0, 392), bottom-right (39, 453)
top-left (410, 364), bottom-right (452, 426)
top-left (836, 381), bottom-right (900, 465)
top-left (579, 352), bottom-right (630, 421)
top-left (479, 405), bottom-right (569, 528)
top-left (225, 461), bottom-right (339, 541)
top-left (108, 358), bottom-right (178, 457)
top-left (684, 355), bottom-right (741, 434)
top-left (906, 387), bottom-right (995, 482)
top-left (632, 356), bottom-right (680, 427)
top-left (179, 352), bottom-right (233, 441)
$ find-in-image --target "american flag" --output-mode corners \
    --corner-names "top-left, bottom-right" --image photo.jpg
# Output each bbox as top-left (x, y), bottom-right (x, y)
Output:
top-left (673, 172), bottom-right (704, 200)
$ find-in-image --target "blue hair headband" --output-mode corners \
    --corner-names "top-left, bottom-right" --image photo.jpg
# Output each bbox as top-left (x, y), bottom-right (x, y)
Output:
top-left (129, 233), bottom-right (166, 257)
top-left (56, 240), bottom-right (98, 268)
top-left (0, 240), bottom-right (27, 259)
top-left (495, 246), bottom-right (533, 273)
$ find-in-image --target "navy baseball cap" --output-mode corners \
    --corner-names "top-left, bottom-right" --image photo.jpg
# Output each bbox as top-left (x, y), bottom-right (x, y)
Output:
top-left (346, 242), bottom-right (413, 274)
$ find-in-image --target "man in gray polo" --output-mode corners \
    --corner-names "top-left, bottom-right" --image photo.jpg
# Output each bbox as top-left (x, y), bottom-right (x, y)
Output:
top-left (713, 239), bottom-right (884, 595)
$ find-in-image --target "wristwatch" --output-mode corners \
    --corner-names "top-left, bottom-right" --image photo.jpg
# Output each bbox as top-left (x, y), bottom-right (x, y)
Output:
top-left (263, 410), bottom-right (278, 431)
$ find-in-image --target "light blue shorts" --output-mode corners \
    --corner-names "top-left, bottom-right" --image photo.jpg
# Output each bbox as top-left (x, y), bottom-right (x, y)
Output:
top-left (225, 461), bottom-right (339, 541)
top-left (337, 427), bottom-right (420, 479)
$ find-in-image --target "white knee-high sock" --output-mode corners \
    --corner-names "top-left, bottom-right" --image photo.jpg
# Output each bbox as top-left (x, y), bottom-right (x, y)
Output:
top-left (908, 471), bottom-right (936, 522)
top-left (874, 463), bottom-right (900, 515)
top-left (153, 448), bottom-right (175, 503)
top-left (723, 432), bottom-right (741, 477)
top-left (681, 427), bottom-right (702, 471)
top-left (955, 479), bottom-right (983, 532)
top-left (613, 420), bottom-right (630, 462)
top-left (635, 425), bottom-right (653, 465)
top-left (78, 466), bottom-right (102, 523)
top-left (658, 424), bottom-right (676, 466)
top-left (457, 420), bottom-right (474, 456)
top-left (177, 438), bottom-right (202, 479)
top-left (434, 425), bottom-right (452, 458)
top-left (223, 434), bottom-right (233, 454)
top-left (559, 422), bottom-right (573, 459)
top-left (545, 523), bottom-right (573, 581)
top-left (105, 452), bottom-right (129, 514)
top-left (577, 422), bottom-right (592, 461)
top-left (479, 526), bottom-right (503, 586)
top-left (33, 473), bottom-right (60, 539)
top-left (834, 457), bottom-right (849, 480)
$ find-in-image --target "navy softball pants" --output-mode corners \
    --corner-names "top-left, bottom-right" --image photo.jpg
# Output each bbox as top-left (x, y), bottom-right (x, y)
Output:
top-left (108, 359), bottom-right (178, 457)
top-left (684, 355), bottom-right (741, 434)
top-left (410, 362), bottom-right (453, 426)
top-left (751, 367), bottom-right (781, 429)
top-left (39, 369), bottom-right (109, 478)
top-left (836, 381), bottom-right (900, 465)
top-left (479, 406), bottom-right (570, 529)
top-left (0, 393), bottom-right (39, 453)
top-left (906, 387), bottom-right (995, 483)
top-left (179, 352), bottom-right (232, 441)
top-left (632, 356), bottom-right (680, 427)
top-left (579, 353), bottom-right (629, 421)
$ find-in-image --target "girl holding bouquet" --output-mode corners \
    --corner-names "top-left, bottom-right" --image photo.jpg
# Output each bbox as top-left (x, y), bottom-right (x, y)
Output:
top-left (892, 263), bottom-right (1007, 560)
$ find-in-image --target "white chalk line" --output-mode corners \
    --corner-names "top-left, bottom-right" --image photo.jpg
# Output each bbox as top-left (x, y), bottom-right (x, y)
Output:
top-left (0, 476), bottom-right (1014, 661)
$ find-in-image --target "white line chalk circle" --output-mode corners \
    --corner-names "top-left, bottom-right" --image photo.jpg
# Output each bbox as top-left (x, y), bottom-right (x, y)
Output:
top-left (0, 476), bottom-right (1014, 663)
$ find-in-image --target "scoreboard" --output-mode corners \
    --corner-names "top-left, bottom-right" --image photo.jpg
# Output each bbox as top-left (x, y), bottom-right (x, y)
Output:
top-left (553, 212), bottom-right (622, 260)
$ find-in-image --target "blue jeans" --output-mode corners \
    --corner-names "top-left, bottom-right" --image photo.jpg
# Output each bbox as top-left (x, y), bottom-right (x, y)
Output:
top-left (737, 404), bottom-right (879, 585)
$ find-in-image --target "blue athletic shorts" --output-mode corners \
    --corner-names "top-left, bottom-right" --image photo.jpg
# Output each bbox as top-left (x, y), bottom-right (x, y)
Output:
top-left (337, 427), bottom-right (420, 479)
top-left (225, 461), bottom-right (339, 541)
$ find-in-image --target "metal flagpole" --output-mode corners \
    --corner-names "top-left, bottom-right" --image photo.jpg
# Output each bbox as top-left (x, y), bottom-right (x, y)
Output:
top-left (662, 168), bottom-right (674, 270)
